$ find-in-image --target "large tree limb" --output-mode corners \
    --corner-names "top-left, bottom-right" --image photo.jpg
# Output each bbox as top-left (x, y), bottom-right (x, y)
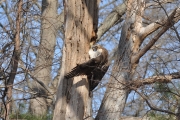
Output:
top-left (140, 7), bottom-right (180, 40)
top-left (97, 2), bottom-right (126, 41)
top-left (129, 71), bottom-right (180, 116)
top-left (127, 72), bottom-right (180, 89)
top-left (132, 8), bottom-right (179, 64)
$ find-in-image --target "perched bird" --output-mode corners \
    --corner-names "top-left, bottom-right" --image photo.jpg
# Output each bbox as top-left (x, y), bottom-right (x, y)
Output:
top-left (65, 44), bottom-right (109, 91)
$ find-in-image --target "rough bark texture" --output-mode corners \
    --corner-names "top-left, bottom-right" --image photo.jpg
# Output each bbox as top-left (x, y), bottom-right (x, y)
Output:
top-left (53, 0), bottom-right (99, 120)
top-left (30, 0), bottom-right (57, 116)
top-left (96, 0), bottom-right (145, 119)
top-left (56, 2), bottom-right (127, 42)
top-left (4, 0), bottom-right (22, 119)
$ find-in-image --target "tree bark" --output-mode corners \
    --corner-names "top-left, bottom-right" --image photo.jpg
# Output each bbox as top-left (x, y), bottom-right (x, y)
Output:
top-left (4, 0), bottom-right (22, 119)
top-left (56, 2), bottom-right (127, 42)
top-left (96, 0), bottom-right (145, 119)
top-left (53, 0), bottom-right (99, 120)
top-left (30, 0), bottom-right (57, 116)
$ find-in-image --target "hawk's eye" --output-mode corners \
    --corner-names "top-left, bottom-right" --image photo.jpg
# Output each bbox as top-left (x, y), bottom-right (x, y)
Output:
top-left (92, 46), bottom-right (98, 51)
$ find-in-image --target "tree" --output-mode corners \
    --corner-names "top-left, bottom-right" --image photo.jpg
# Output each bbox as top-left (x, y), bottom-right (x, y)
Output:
top-left (53, 0), bottom-right (180, 120)
top-left (1, 0), bottom-right (22, 119)
top-left (53, 0), bottom-right (100, 119)
top-left (29, 0), bottom-right (58, 116)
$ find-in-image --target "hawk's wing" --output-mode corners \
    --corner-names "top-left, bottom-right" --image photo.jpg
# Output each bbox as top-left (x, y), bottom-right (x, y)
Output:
top-left (65, 58), bottom-right (100, 79)
top-left (88, 63), bottom-right (109, 91)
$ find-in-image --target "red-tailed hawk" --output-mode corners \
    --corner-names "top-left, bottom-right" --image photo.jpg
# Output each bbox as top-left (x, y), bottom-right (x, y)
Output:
top-left (65, 45), bottom-right (109, 91)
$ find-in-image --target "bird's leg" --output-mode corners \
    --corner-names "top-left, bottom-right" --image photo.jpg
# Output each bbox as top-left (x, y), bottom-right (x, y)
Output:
top-left (89, 72), bottom-right (94, 97)
top-left (91, 72), bottom-right (94, 81)
top-left (89, 91), bottom-right (93, 98)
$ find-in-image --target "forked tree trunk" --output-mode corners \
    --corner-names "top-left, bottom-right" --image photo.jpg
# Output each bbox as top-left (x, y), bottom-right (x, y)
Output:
top-left (53, 0), bottom-right (99, 120)
top-left (96, 0), bottom-right (145, 119)
top-left (30, 0), bottom-right (57, 116)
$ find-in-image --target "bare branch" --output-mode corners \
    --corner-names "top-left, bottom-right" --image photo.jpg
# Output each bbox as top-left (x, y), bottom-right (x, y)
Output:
top-left (146, 0), bottom-right (177, 8)
top-left (33, 0), bottom-right (41, 10)
top-left (158, 1), bottom-right (180, 42)
top-left (128, 72), bottom-right (180, 88)
top-left (2, 1), bottom-right (14, 35)
top-left (0, 23), bottom-right (14, 40)
top-left (4, 0), bottom-right (22, 118)
top-left (13, 87), bottom-right (37, 95)
top-left (52, 66), bottom-right (61, 89)
top-left (99, 0), bottom-right (116, 10)
top-left (135, 90), bottom-right (176, 115)
top-left (18, 65), bottom-right (54, 95)
top-left (28, 73), bottom-right (53, 94)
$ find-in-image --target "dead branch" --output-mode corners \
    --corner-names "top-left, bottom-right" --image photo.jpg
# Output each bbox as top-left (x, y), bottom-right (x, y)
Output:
top-left (135, 89), bottom-right (176, 115)
top-left (128, 72), bottom-right (180, 89)
top-left (146, 0), bottom-right (176, 8)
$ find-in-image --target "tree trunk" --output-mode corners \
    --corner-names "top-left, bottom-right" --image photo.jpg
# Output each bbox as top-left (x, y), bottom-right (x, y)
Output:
top-left (53, 0), bottom-right (99, 120)
top-left (4, 0), bottom-right (22, 119)
top-left (30, 0), bottom-right (57, 116)
top-left (96, 0), bottom-right (145, 119)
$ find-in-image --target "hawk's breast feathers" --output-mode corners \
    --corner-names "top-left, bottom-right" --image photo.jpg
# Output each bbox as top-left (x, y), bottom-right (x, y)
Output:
top-left (88, 47), bottom-right (102, 58)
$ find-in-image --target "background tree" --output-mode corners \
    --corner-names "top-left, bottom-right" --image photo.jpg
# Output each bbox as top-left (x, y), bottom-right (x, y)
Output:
top-left (29, 0), bottom-right (58, 116)
top-left (0, 0), bottom-right (22, 119)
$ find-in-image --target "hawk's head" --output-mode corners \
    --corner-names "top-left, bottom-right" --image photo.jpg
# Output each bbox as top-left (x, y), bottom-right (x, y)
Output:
top-left (88, 45), bottom-right (103, 59)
